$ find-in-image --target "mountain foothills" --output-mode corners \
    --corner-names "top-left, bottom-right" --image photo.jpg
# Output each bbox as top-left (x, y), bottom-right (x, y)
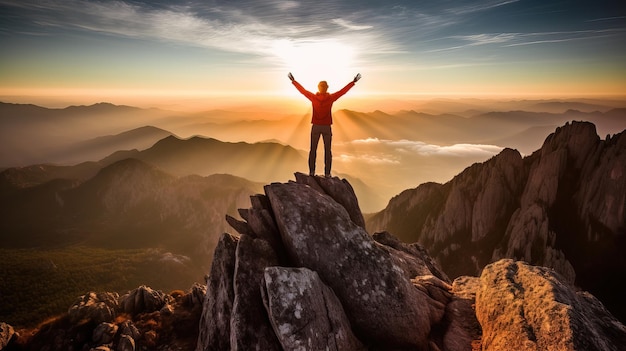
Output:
top-left (368, 121), bottom-right (626, 323)
top-left (2, 173), bottom-right (625, 350)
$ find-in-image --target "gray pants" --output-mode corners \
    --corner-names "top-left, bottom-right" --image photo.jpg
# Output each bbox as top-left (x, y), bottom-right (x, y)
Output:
top-left (309, 124), bottom-right (332, 176)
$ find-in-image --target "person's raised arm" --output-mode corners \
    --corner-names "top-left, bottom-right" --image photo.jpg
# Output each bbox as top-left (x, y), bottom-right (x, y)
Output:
top-left (330, 73), bottom-right (361, 100)
top-left (288, 72), bottom-right (315, 99)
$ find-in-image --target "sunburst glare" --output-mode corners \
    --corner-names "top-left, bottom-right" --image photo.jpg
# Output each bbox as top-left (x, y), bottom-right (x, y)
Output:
top-left (272, 39), bottom-right (357, 88)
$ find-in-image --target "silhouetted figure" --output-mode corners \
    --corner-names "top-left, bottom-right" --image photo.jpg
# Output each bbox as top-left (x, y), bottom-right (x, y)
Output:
top-left (289, 72), bottom-right (361, 177)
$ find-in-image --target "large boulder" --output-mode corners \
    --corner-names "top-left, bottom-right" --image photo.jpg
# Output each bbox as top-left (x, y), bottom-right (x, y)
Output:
top-left (476, 259), bottom-right (626, 351)
top-left (265, 181), bottom-right (446, 349)
top-left (119, 285), bottom-right (168, 316)
top-left (261, 267), bottom-right (365, 351)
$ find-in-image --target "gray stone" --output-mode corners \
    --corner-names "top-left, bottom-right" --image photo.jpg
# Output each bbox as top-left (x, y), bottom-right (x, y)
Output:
top-left (229, 234), bottom-right (281, 351)
top-left (262, 267), bottom-right (365, 351)
top-left (196, 232), bottom-right (239, 351)
top-left (295, 172), bottom-right (366, 229)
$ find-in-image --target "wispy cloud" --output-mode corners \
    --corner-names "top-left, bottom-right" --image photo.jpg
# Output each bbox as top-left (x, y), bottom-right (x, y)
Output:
top-left (350, 138), bottom-right (504, 157)
top-left (427, 27), bottom-right (626, 52)
top-left (444, 0), bottom-right (520, 16)
top-left (337, 153), bottom-right (400, 165)
top-left (0, 1), bottom-right (316, 54)
top-left (332, 18), bottom-right (373, 31)
top-left (0, 0), bottom-right (395, 64)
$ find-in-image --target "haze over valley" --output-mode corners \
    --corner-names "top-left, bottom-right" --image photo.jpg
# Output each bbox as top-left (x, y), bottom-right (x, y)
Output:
top-left (3, 98), bottom-right (625, 212)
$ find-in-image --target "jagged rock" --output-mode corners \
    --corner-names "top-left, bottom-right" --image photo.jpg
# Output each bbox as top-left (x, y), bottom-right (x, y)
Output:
top-left (225, 214), bottom-right (252, 236)
top-left (119, 320), bottom-right (141, 341)
top-left (476, 259), bottom-right (626, 351)
top-left (230, 234), bottom-right (281, 350)
top-left (186, 282), bottom-right (206, 308)
top-left (119, 285), bottom-right (168, 316)
top-left (243, 194), bottom-right (288, 264)
top-left (160, 303), bottom-right (174, 315)
top-left (261, 267), bottom-right (366, 351)
top-left (196, 233), bottom-right (239, 351)
top-left (92, 322), bottom-right (118, 345)
top-left (373, 230), bottom-right (450, 282)
top-left (0, 322), bottom-right (15, 349)
top-left (265, 181), bottom-right (445, 349)
top-left (294, 172), bottom-right (366, 229)
top-left (68, 291), bottom-right (119, 324)
top-left (117, 334), bottom-right (136, 351)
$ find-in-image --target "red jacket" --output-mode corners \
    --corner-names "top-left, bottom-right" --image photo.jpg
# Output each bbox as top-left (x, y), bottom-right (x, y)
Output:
top-left (292, 80), bottom-right (355, 125)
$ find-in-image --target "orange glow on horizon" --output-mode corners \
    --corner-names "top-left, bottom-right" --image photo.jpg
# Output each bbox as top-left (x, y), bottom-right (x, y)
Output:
top-left (1, 85), bottom-right (625, 113)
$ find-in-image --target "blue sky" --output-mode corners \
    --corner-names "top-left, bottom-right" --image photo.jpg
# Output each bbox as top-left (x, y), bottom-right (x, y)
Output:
top-left (1, 0), bottom-right (625, 108)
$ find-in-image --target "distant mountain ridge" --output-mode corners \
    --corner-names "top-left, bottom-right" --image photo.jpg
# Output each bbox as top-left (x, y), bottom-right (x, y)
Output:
top-left (98, 135), bottom-right (307, 183)
top-left (47, 126), bottom-right (173, 165)
top-left (3, 100), bottom-right (626, 168)
top-left (0, 157), bottom-right (264, 260)
top-left (367, 121), bottom-right (626, 322)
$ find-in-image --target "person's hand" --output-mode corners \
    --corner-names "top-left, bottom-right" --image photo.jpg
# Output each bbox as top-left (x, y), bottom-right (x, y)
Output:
top-left (288, 72), bottom-right (294, 81)
top-left (353, 73), bottom-right (361, 82)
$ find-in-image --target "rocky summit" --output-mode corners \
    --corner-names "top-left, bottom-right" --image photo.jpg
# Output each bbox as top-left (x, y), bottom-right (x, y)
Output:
top-left (2, 171), bottom-right (626, 350)
top-left (193, 172), bottom-right (626, 351)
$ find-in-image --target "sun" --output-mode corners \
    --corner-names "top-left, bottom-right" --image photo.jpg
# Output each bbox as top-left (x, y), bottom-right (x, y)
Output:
top-left (272, 39), bottom-right (357, 88)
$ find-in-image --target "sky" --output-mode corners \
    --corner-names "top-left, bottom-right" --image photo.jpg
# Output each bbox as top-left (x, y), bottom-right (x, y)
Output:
top-left (1, 0), bottom-right (625, 109)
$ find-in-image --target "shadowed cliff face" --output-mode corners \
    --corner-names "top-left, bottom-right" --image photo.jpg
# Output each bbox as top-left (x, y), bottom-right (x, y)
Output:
top-left (367, 121), bottom-right (626, 322)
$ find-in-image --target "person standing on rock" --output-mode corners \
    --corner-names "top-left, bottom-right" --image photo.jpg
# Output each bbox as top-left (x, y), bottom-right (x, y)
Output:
top-left (288, 72), bottom-right (361, 177)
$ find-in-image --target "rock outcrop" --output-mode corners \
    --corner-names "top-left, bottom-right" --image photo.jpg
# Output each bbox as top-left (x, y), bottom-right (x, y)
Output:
top-left (194, 171), bottom-right (626, 350)
top-left (367, 121), bottom-right (626, 321)
top-left (476, 259), bottom-right (626, 351)
top-left (67, 291), bottom-right (119, 325)
top-left (5, 284), bottom-right (203, 351)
